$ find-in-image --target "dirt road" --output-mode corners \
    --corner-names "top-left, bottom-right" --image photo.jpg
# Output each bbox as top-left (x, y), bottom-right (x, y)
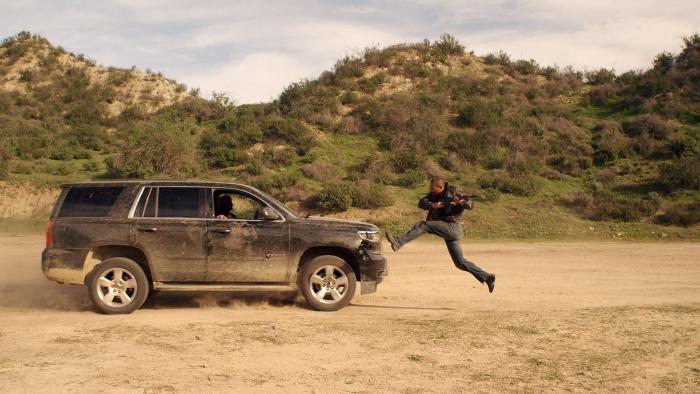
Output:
top-left (0, 235), bottom-right (698, 393)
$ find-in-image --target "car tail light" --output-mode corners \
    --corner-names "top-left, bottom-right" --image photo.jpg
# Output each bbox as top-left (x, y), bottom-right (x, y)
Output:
top-left (46, 220), bottom-right (54, 248)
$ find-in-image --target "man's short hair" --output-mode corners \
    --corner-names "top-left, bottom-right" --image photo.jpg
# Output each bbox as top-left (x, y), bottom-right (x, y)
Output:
top-left (430, 175), bottom-right (445, 186)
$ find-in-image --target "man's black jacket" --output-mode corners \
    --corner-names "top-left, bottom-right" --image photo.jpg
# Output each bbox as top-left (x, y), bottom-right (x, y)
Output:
top-left (418, 183), bottom-right (473, 223)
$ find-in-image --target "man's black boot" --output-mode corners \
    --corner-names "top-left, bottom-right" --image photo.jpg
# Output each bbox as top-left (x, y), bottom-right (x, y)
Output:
top-left (485, 274), bottom-right (496, 293)
top-left (385, 230), bottom-right (400, 252)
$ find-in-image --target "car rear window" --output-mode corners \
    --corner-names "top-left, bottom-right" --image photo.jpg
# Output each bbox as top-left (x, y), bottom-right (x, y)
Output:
top-left (58, 187), bottom-right (125, 218)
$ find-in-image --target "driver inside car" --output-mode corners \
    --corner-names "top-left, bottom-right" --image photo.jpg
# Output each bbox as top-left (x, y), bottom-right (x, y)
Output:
top-left (215, 195), bottom-right (237, 219)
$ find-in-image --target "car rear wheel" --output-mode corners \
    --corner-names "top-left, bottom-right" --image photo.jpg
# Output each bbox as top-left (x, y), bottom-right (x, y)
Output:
top-left (88, 257), bottom-right (149, 314)
top-left (299, 255), bottom-right (356, 311)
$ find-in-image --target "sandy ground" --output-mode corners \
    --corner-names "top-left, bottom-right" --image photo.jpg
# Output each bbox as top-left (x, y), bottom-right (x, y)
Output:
top-left (0, 235), bottom-right (698, 393)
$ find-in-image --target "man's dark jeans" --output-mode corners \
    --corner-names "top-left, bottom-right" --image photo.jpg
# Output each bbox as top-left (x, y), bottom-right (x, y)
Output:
top-left (394, 220), bottom-right (490, 283)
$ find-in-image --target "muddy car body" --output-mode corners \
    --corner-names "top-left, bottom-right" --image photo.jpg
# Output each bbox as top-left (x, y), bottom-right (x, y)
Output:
top-left (42, 181), bottom-right (387, 313)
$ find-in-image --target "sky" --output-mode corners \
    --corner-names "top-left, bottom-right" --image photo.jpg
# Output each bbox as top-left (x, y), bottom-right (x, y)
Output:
top-left (1, 0), bottom-right (699, 103)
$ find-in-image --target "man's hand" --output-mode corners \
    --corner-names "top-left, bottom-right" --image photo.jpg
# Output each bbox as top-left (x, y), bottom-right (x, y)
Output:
top-left (431, 201), bottom-right (444, 209)
top-left (452, 196), bottom-right (461, 204)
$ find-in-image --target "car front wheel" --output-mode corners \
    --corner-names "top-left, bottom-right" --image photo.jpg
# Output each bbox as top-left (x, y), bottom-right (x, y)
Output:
top-left (88, 257), bottom-right (149, 314)
top-left (299, 255), bottom-right (356, 311)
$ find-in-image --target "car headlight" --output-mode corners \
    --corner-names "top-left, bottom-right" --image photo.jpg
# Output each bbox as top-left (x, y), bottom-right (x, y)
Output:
top-left (358, 230), bottom-right (381, 243)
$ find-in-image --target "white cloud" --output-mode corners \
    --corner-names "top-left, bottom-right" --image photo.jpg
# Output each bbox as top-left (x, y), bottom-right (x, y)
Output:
top-left (182, 52), bottom-right (318, 103)
top-left (465, 15), bottom-right (696, 71)
top-left (1, 1), bottom-right (699, 103)
top-left (179, 18), bottom-right (407, 101)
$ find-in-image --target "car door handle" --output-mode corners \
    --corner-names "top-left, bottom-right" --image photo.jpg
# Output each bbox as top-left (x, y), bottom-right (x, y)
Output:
top-left (210, 229), bottom-right (231, 234)
top-left (137, 227), bottom-right (158, 232)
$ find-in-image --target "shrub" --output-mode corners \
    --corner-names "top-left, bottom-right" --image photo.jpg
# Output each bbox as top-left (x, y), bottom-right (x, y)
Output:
top-left (510, 59), bottom-right (539, 75)
top-left (311, 182), bottom-right (352, 212)
top-left (19, 69), bottom-right (35, 82)
top-left (363, 47), bottom-right (393, 67)
top-left (402, 59), bottom-right (430, 79)
top-left (560, 192), bottom-right (594, 210)
top-left (547, 154), bottom-right (590, 176)
top-left (11, 161), bottom-right (32, 174)
top-left (262, 117), bottom-right (315, 154)
top-left (0, 138), bottom-right (11, 179)
top-left (457, 97), bottom-right (504, 129)
top-left (335, 116), bottom-right (363, 134)
top-left (67, 124), bottom-right (110, 151)
top-left (73, 150), bottom-right (92, 160)
top-left (584, 68), bottom-right (616, 85)
top-left (390, 148), bottom-right (423, 173)
top-left (477, 171), bottom-right (540, 196)
top-left (107, 116), bottom-right (198, 178)
top-left (481, 147), bottom-right (508, 170)
top-left (358, 73), bottom-right (385, 94)
top-left (661, 156), bottom-right (700, 190)
top-left (446, 130), bottom-right (482, 162)
top-left (278, 80), bottom-right (339, 119)
top-left (50, 161), bottom-right (74, 176)
top-left (82, 160), bottom-right (101, 172)
top-left (594, 169), bottom-right (617, 185)
top-left (586, 189), bottom-right (659, 222)
top-left (482, 51), bottom-right (511, 67)
top-left (334, 56), bottom-right (364, 80)
top-left (667, 135), bottom-right (698, 158)
top-left (587, 84), bottom-right (620, 106)
top-left (49, 143), bottom-right (73, 161)
top-left (623, 114), bottom-right (671, 139)
top-left (245, 156), bottom-right (264, 176)
top-left (393, 169), bottom-right (425, 187)
top-left (350, 154), bottom-right (394, 184)
top-left (480, 188), bottom-right (500, 203)
top-left (349, 181), bottom-right (393, 209)
top-left (119, 105), bottom-right (148, 123)
top-left (431, 33), bottom-right (465, 62)
top-left (205, 146), bottom-right (248, 168)
top-left (107, 68), bottom-right (133, 86)
top-left (340, 91), bottom-right (359, 105)
top-left (263, 146), bottom-right (295, 167)
top-left (560, 190), bottom-right (659, 222)
top-left (251, 172), bottom-right (301, 197)
top-left (655, 202), bottom-right (700, 226)
top-left (301, 160), bottom-right (339, 181)
top-left (438, 152), bottom-right (463, 171)
top-left (593, 120), bottom-right (632, 164)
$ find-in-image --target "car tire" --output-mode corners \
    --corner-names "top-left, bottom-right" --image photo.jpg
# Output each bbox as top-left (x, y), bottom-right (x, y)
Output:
top-left (299, 255), bottom-right (356, 312)
top-left (88, 257), bottom-right (149, 314)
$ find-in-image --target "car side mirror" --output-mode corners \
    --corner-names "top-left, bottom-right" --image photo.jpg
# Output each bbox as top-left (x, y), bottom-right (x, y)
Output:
top-left (259, 207), bottom-right (281, 221)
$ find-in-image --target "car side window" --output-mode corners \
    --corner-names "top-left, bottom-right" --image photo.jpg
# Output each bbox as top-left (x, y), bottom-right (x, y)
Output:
top-left (212, 189), bottom-right (264, 220)
top-left (158, 187), bottom-right (205, 218)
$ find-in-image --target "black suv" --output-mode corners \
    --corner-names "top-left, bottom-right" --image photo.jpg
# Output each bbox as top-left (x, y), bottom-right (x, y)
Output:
top-left (42, 181), bottom-right (387, 313)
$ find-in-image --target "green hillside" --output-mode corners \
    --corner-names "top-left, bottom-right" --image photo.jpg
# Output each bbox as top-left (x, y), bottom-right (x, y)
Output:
top-left (1, 32), bottom-right (698, 239)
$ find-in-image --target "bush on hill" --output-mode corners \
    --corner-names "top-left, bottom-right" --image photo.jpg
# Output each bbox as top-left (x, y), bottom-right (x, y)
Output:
top-left (0, 138), bottom-right (12, 179)
top-left (310, 182), bottom-right (352, 212)
top-left (655, 202), bottom-right (700, 226)
top-left (106, 115), bottom-right (198, 178)
top-left (477, 171), bottom-right (540, 196)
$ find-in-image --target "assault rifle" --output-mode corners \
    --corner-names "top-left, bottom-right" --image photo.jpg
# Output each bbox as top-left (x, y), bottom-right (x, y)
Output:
top-left (429, 193), bottom-right (479, 206)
